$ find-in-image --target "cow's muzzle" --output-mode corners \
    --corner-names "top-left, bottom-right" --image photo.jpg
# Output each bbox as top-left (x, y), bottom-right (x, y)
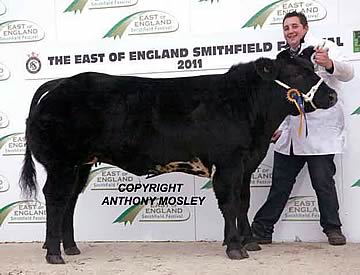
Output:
top-left (275, 78), bottom-right (326, 110)
top-left (301, 79), bottom-right (324, 110)
top-left (329, 91), bottom-right (338, 107)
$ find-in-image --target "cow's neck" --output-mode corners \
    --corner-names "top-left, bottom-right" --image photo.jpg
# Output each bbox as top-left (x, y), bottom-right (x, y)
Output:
top-left (247, 81), bottom-right (290, 144)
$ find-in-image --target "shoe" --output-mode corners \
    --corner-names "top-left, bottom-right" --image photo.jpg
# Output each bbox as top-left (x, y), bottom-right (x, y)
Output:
top-left (252, 232), bottom-right (272, 244)
top-left (326, 230), bottom-right (346, 246)
top-left (251, 223), bottom-right (273, 244)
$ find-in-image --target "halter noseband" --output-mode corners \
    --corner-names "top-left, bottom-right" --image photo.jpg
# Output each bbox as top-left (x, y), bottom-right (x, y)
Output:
top-left (274, 78), bottom-right (324, 136)
top-left (274, 78), bottom-right (324, 110)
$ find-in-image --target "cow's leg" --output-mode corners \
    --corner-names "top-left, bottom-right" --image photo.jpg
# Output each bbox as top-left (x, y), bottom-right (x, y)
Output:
top-left (62, 164), bottom-right (92, 255)
top-left (213, 167), bottom-right (248, 260)
top-left (43, 165), bottom-right (76, 264)
top-left (237, 175), bottom-right (261, 251)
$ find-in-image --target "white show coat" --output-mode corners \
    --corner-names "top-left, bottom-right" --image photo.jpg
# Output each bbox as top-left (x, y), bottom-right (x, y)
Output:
top-left (274, 32), bottom-right (355, 155)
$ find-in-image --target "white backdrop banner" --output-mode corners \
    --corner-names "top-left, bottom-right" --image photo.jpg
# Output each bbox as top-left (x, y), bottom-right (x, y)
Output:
top-left (0, 0), bottom-right (360, 243)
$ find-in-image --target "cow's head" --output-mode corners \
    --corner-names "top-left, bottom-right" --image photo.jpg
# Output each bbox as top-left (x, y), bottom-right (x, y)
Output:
top-left (254, 46), bottom-right (337, 115)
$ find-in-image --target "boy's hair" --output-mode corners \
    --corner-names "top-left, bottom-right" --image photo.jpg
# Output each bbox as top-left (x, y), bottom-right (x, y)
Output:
top-left (283, 11), bottom-right (308, 27)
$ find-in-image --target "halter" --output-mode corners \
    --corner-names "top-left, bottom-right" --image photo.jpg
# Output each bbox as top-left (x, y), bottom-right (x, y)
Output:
top-left (274, 78), bottom-right (323, 110)
top-left (274, 78), bottom-right (324, 136)
top-left (302, 79), bottom-right (324, 110)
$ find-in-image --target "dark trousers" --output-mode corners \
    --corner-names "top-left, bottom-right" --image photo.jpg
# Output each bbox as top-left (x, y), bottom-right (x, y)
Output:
top-left (252, 151), bottom-right (342, 236)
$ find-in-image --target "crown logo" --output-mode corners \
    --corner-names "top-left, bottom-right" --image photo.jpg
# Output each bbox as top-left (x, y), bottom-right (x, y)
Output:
top-left (27, 52), bottom-right (39, 59)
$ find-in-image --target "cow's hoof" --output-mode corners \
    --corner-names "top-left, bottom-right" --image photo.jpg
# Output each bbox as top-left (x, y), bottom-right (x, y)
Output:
top-left (226, 247), bottom-right (249, 260)
top-left (64, 246), bottom-right (81, 255)
top-left (239, 247), bottom-right (249, 258)
top-left (244, 242), bottom-right (262, 251)
top-left (46, 254), bottom-right (65, 264)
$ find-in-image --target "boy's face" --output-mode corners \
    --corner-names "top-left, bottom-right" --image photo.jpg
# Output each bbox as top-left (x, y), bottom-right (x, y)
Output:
top-left (283, 16), bottom-right (308, 49)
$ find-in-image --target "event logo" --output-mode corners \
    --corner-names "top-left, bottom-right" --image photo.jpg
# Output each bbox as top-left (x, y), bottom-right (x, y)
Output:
top-left (26, 52), bottom-right (41, 74)
top-left (0, 20), bottom-right (45, 43)
top-left (351, 106), bottom-right (360, 116)
top-left (87, 166), bottom-right (138, 191)
top-left (199, 163), bottom-right (272, 189)
top-left (0, 175), bottom-right (10, 192)
top-left (352, 180), bottom-right (360, 188)
top-left (97, 170), bottom-right (204, 224)
top-left (64, 0), bottom-right (88, 13)
top-left (0, 111), bottom-right (9, 128)
top-left (113, 198), bottom-right (191, 225)
top-left (0, 200), bottom-right (46, 227)
top-left (0, 133), bottom-right (26, 155)
top-left (200, 179), bottom-right (212, 190)
top-left (0, 63), bottom-right (10, 80)
top-left (64, 0), bottom-right (138, 14)
top-left (250, 163), bottom-right (272, 187)
top-left (354, 31), bottom-right (360, 53)
top-left (103, 10), bottom-right (179, 39)
top-left (282, 196), bottom-right (320, 221)
top-left (0, 1), bottom-right (6, 16)
top-left (242, 0), bottom-right (327, 29)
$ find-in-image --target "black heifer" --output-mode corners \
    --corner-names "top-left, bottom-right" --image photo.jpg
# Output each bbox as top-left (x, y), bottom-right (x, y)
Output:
top-left (20, 48), bottom-right (337, 264)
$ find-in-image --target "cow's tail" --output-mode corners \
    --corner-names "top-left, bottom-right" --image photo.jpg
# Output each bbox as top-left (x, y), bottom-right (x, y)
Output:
top-left (20, 79), bottom-right (62, 198)
top-left (27, 79), bottom-right (62, 118)
top-left (20, 146), bottom-right (37, 198)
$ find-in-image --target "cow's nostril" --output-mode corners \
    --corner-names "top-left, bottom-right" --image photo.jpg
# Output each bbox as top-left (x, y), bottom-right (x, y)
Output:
top-left (329, 93), bottom-right (337, 105)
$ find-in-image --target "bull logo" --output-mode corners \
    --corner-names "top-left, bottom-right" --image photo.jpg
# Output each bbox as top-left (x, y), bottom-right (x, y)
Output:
top-left (0, 111), bottom-right (9, 128)
top-left (0, 1), bottom-right (6, 16)
top-left (0, 63), bottom-right (10, 80)
top-left (0, 175), bottom-right (10, 192)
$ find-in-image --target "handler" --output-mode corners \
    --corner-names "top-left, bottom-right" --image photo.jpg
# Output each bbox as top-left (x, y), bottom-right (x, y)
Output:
top-left (251, 11), bottom-right (354, 246)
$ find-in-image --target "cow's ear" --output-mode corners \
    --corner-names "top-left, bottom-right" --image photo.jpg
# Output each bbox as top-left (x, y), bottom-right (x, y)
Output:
top-left (254, 58), bottom-right (278, 80)
top-left (299, 46), bottom-right (315, 61)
